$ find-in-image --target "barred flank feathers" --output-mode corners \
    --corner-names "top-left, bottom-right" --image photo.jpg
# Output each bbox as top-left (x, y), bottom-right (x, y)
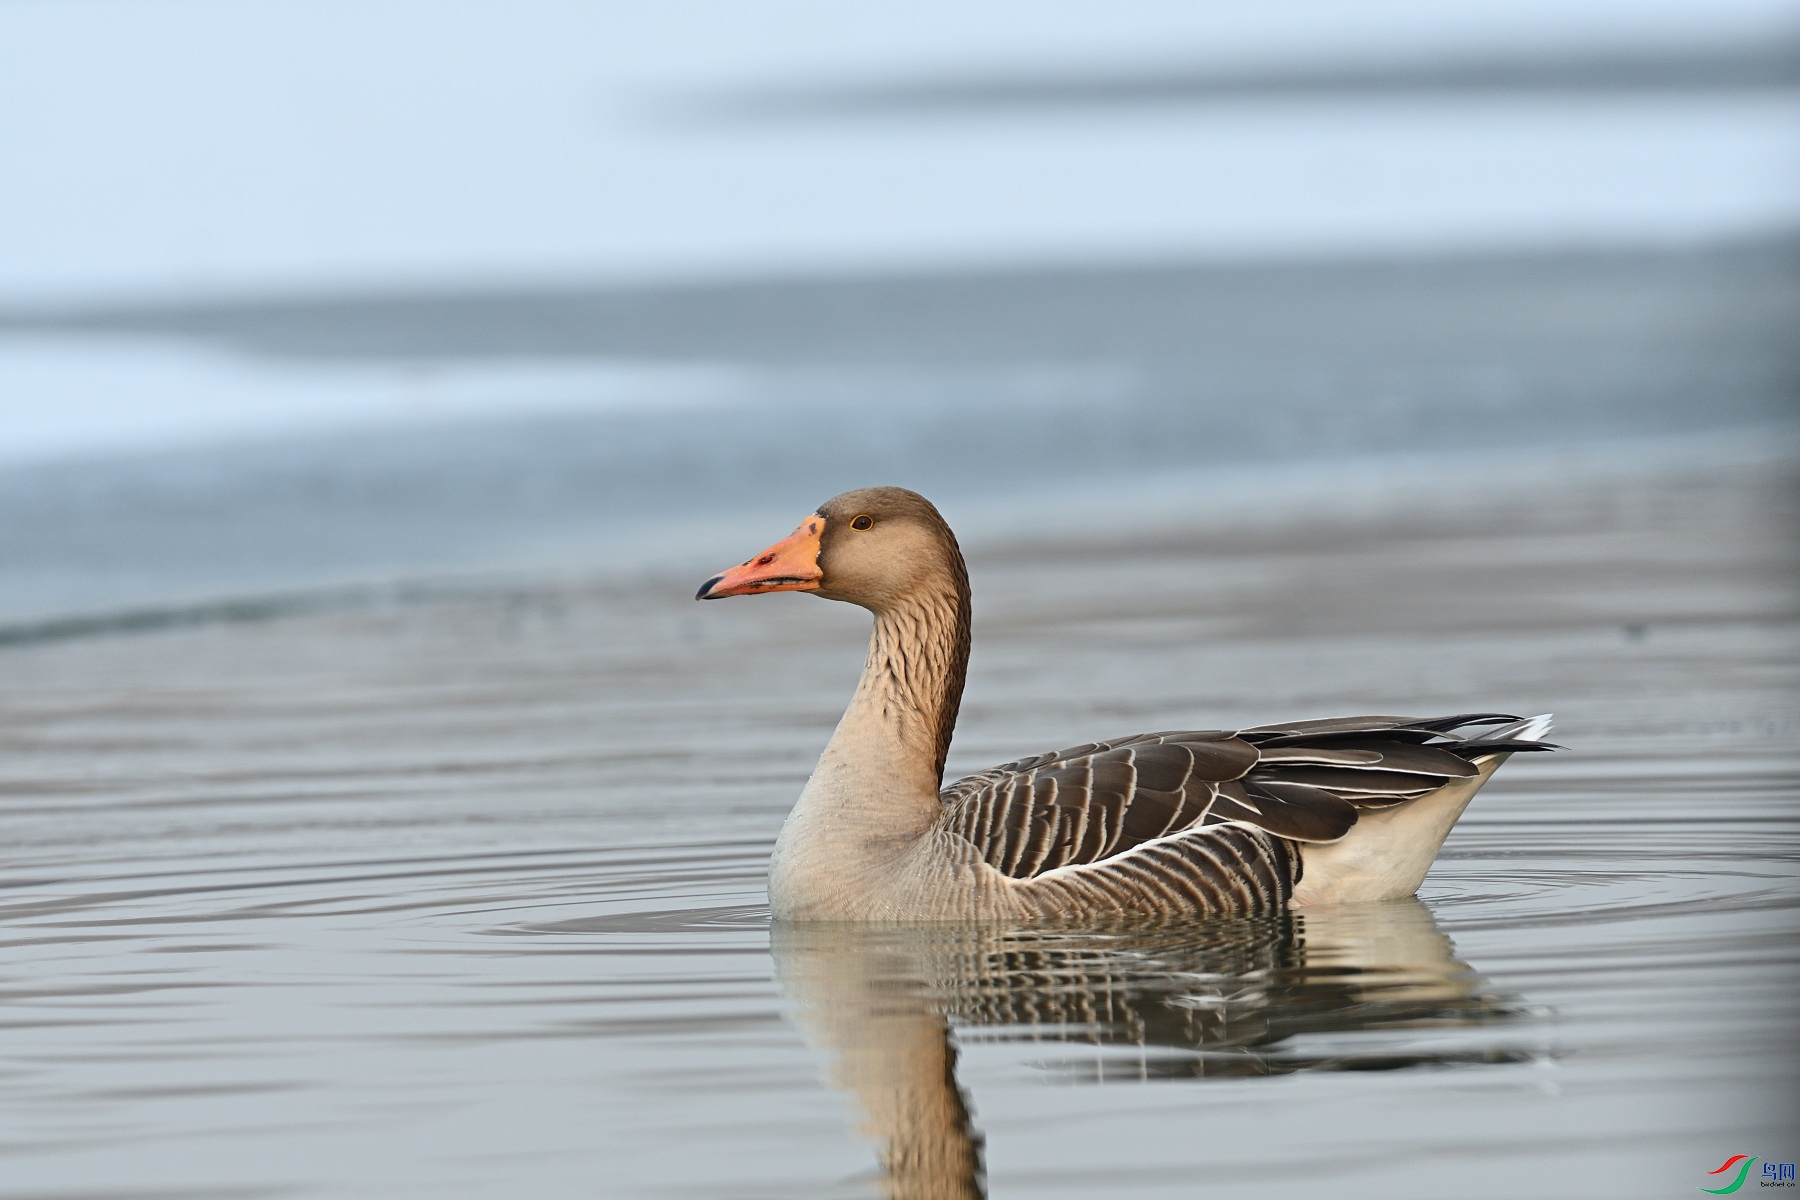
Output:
top-left (939, 713), bottom-right (1554, 917)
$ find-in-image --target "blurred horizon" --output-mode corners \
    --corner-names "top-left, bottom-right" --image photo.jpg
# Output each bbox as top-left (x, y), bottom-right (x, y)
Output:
top-left (0, 0), bottom-right (1795, 623)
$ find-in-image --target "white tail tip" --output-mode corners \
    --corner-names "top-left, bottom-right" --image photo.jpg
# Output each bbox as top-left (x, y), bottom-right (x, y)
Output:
top-left (1492, 713), bottom-right (1554, 742)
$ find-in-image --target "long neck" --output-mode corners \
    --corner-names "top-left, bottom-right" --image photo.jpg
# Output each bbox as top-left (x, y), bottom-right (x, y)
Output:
top-left (769, 556), bottom-right (973, 916)
top-left (810, 572), bottom-right (971, 831)
top-left (862, 584), bottom-right (971, 781)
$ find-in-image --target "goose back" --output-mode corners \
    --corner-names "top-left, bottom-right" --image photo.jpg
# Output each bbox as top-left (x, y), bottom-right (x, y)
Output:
top-left (938, 713), bottom-right (1554, 915)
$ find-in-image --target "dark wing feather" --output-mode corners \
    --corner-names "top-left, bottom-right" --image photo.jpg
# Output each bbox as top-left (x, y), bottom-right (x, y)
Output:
top-left (1255, 765), bottom-right (1442, 797)
top-left (943, 713), bottom-right (1557, 882)
top-left (941, 732), bottom-right (1257, 879)
top-left (1238, 715), bottom-right (1420, 736)
top-left (1239, 712), bottom-right (1555, 811)
top-left (1236, 780), bottom-right (1360, 842)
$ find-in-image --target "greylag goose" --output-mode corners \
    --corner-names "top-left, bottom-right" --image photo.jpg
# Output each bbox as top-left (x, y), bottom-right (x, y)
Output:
top-left (697, 487), bottom-right (1554, 921)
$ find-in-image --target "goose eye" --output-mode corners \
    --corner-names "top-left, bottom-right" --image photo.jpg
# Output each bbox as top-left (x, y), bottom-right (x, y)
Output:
top-left (850, 514), bottom-right (874, 531)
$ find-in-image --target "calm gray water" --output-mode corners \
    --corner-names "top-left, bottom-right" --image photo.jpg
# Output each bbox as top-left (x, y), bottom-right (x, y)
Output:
top-left (2, 448), bottom-right (1795, 1199)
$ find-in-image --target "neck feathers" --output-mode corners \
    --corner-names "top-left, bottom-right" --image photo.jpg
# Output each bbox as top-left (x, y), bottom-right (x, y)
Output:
top-left (864, 555), bottom-right (971, 785)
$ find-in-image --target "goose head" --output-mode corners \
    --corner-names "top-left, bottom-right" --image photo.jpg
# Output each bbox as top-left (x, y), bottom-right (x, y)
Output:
top-left (695, 486), bottom-right (966, 614)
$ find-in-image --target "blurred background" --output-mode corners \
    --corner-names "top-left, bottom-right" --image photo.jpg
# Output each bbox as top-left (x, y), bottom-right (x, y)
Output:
top-left (3, 8), bottom-right (1798, 1196)
top-left (1, 0), bottom-right (1796, 625)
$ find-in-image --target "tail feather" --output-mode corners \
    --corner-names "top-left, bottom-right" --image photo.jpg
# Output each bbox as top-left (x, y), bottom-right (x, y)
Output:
top-left (1454, 714), bottom-right (1559, 760)
top-left (1490, 713), bottom-right (1554, 742)
top-left (1289, 712), bottom-right (1557, 907)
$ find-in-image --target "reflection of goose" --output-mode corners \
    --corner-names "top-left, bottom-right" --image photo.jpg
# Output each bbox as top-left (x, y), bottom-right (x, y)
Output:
top-left (774, 901), bottom-right (1522, 1199)
top-left (699, 487), bottom-right (1554, 920)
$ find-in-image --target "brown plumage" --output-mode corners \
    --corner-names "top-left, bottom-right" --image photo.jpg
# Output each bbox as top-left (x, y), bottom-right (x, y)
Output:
top-left (698, 487), bottom-right (1555, 921)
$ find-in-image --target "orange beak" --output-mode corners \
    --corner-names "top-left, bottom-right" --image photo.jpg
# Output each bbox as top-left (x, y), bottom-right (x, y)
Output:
top-left (696, 515), bottom-right (825, 600)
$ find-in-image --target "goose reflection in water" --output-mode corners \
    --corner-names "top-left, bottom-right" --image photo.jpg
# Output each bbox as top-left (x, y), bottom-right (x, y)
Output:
top-left (772, 899), bottom-right (1530, 1200)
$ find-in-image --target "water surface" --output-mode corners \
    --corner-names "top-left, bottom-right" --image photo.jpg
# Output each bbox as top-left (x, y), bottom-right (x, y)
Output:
top-left (2, 450), bottom-right (1794, 1199)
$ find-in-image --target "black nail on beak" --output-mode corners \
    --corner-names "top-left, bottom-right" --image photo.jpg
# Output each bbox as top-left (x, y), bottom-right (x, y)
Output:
top-left (695, 575), bottom-right (724, 601)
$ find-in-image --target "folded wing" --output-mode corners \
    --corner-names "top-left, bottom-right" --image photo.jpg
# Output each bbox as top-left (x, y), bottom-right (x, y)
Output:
top-left (941, 713), bottom-right (1555, 883)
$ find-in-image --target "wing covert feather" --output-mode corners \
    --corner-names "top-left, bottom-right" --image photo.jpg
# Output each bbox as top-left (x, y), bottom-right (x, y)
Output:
top-left (942, 713), bottom-right (1556, 887)
top-left (942, 732), bottom-right (1254, 879)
